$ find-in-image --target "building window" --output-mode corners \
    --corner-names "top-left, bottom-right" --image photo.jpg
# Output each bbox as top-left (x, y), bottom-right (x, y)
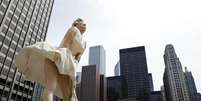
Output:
top-left (12, 34), bottom-right (19, 42)
top-left (19, 15), bottom-right (25, 23)
top-left (2, 0), bottom-right (9, 6)
top-left (4, 58), bottom-right (12, 66)
top-left (17, 2), bottom-right (23, 10)
top-left (4, 18), bottom-right (10, 27)
top-left (17, 18), bottom-right (23, 27)
top-left (10, 42), bottom-right (16, 50)
top-left (0, 4), bottom-right (6, 14)
top-left (18, 38), bottom-right (23, 45)
top-left (7, 29), bottom-right (13, 38)
top-left (4, 37), bottom-right (11, 46)
top-left (2, 67), bottom-right (9, 76)
top-left (0, 46), bottom-right (7, 56)
top-left (9, 22), bottom-right (16, 32)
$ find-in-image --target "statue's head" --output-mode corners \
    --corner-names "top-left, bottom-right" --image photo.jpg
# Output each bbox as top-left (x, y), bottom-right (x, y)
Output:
top-left (72, 18), bottom-right (86, 34)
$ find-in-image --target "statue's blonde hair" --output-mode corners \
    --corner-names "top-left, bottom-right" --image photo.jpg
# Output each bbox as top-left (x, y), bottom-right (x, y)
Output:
top-left (72, 18), bottom-right (84, 26)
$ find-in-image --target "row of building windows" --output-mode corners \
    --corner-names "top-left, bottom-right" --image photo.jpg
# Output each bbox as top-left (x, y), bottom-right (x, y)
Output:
top-left (0, 0), bottom-right (10, 7)
top-left (9, 74), bottom-right (35, 101)
top-left (0, 0), bottom-right (11, 25)
top-left (24, 0), bottom-right (50, 43)
top-left (18, 0), bottom-right (45, 44)
top-left (177, 88), bottom-right (185, 101)
top-left (10, 93), bottom-right (31, 101)
top-left (0, 58), bottom-right (15, 70)
top-left (0, 76), bottom-right (13, 89)
top-left (30, 2), bottom-right (46, 40)
top-left (0, 0), bottom-right (9, 11)
top-left (1, 28), bottom-right (26, 48)
top-left (13, 83), bottom-right (33, 95)
top-left (1, 0), bottom-right (48, 43)
top-left (1, 56), bottom-right (16, 68)
top-left (1, 37), bottom-right (22, 51)
top-left (0, 0), bottom-right (54, 100)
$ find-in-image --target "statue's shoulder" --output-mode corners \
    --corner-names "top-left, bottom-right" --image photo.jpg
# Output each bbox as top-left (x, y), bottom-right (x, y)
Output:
top-left (68, 26), bottom-right (79, 33)
top-left (67, 27), bottom-right (81, 38)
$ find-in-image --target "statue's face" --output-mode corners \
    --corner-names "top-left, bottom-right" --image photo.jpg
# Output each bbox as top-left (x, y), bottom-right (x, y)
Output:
top-left (76, 22), bottom-right (86, 34)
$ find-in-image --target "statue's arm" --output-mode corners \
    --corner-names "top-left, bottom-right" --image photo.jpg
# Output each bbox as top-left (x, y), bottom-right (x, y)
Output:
top-left (75, 41), bottom-right (86, 62)
top-left (60, 29), bottom-right (76, 48)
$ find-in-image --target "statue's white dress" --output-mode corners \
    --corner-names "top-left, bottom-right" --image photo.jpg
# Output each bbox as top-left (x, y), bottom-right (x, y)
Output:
top-left (15, 26), bottom-right (86, 100)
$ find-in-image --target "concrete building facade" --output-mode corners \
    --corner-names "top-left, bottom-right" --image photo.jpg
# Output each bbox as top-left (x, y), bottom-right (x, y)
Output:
top-left (0, 0), bottom-right (54, 100)
top-left (163, 44), bottom-right (189, 101)
top-left (184, 67), bottom-right (198, 101)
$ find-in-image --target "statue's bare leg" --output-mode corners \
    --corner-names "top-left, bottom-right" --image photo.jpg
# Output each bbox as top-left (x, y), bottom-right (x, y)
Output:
top-left (43, 59), bottom-right (58, 101)
top-left (58, 74), bottom-right (73, 101)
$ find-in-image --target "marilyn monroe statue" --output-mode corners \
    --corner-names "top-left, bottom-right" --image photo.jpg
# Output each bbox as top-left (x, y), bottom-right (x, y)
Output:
top-left (15, 18), bottom-right (86, 101)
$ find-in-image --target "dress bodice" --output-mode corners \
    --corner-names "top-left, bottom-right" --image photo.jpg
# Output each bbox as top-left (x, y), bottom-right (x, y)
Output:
top-left (59, 27), bottom-right (86, 56)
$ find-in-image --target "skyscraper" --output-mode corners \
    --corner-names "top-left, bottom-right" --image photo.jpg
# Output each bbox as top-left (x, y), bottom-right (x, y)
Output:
top-left (196, 93), bottom-right (201, 101)
top-left (163, 68), bottom-right (172, 101)
top-left (148, 73), bottom-right (154, 91)
top-left (149, 91), bottom-right (163, 101)
top-left (89, 45), bottom-right (106, 75)
top-left (100, 75), bottom-right (107, 101)
top-left (114, 61), bottom-right (120, 76)
top-left (80, 65), bottom-right (100, 101)
top-left (160, 86), bottom-right (166, 101)
top-left (0, 0), bottom-right (54, 100)
top-left (107, 76), bottom-right (127, 101)
top-left (184, 67), bottom-right (197, 101)
top-left (120, 46), bottom-right (150, 101)
top-left (163, 44), bottom-right (189, 101)
top-left (89, 45), bottom-right (106, 101)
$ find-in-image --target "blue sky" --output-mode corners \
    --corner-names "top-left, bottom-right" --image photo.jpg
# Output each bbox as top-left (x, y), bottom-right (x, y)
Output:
top-left (47, 0), bottom-right (201, 92)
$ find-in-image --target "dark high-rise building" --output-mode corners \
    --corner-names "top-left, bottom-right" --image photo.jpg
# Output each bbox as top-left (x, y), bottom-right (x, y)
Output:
top-left (0, 0), bottom-right (54, 100)
top-left (184, 67), bottom-right (198, 101)
top-left (80, 65), bottom-right (100, 101)
top-left (148, 73), bottom-right (154, 91)
top-left (107, 76), bottom-right (127, 101)
top-left (196, 93), bottom-right (201, 101)
top-left (119, 46), bottom-right (150, 101)
top-left (100, 75), bottom-right (107, 101)
top-left (163, 44), bottom-right (189, 101)
top-left (149, 91), bottom-right (163, 101)
top-left (160, 86), bottom-right (166, 101)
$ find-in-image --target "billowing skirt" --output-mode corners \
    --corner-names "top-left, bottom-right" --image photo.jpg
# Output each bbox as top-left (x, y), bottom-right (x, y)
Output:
top-left (15, 42), bottom-right (78, 100)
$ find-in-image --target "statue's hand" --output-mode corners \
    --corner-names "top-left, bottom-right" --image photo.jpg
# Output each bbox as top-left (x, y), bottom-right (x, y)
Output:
top-left (75, 53), bottom-right (81, 62)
